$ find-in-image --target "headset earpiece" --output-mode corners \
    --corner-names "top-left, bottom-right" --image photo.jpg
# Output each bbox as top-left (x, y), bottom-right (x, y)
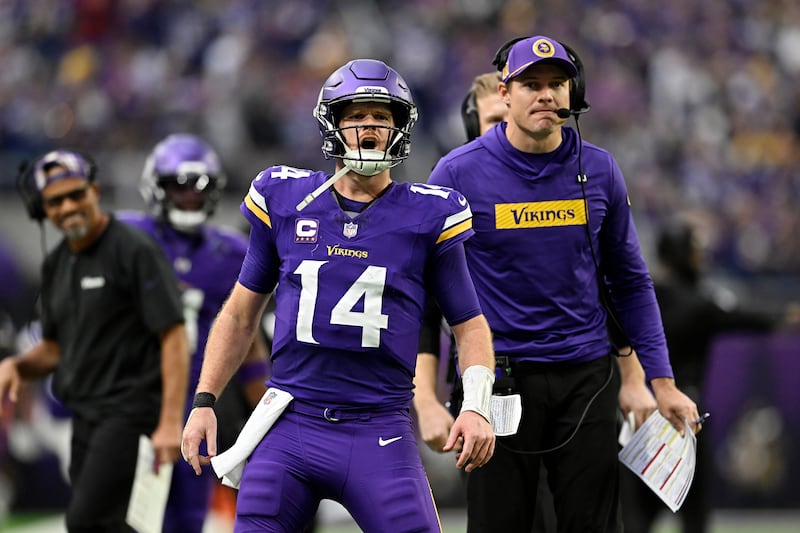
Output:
top-left (15, 160), bottom-right (45, 221)
top-left (491, 37), bottom-right (526, 72)
top-left (460, 91), bottom-right (481, 142)
top-left (559, 41), bottom-right (590, 114)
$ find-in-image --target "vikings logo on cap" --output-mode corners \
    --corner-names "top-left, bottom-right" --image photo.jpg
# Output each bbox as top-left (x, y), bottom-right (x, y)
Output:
top-left (33, 150), bottom-right (93, 191)
top-left (532, 38), bottom-right (556, 59)
top-left (502, 35), bottom-right (578, 83)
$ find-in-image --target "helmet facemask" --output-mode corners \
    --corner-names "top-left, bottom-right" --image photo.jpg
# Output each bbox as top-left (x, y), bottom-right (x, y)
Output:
top-left (314, 60), bottom-right (418, 176)
top-left (140, 134), bottom-right (226, 233)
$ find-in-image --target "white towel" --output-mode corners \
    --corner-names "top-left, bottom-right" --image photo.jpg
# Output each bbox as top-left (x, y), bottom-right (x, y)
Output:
top-left (210, 387), bottom-right (293, 489)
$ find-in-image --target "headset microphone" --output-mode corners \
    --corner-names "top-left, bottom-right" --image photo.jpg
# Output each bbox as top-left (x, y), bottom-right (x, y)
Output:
top-left (557, 104), bottom-right (592, 120)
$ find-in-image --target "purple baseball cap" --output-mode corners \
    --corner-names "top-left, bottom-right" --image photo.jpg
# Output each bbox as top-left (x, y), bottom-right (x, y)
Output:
top-left (502, 36), bottom-right (578, 83)
top-left (33, 150), bottom-right (93, 191)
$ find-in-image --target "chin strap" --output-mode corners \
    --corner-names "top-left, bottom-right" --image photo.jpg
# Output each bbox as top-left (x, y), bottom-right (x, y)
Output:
top-left (296, 149), bottom-right (394, 212)
top-left (296, 165), bottom-right (351, 212)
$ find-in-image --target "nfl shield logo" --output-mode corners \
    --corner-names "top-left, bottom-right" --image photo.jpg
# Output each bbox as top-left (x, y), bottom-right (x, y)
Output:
top-left (343, 222), bottom-right (358, 238)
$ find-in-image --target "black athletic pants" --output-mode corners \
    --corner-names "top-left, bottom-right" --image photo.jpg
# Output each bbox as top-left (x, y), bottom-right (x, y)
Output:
top-left (66, 415), bottom-right (157, 532)
top-left (466, 354), bottom-right (622, 533)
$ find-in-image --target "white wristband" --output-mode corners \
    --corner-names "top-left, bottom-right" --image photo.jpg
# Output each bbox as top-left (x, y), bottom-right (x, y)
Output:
top-left (460, 365), bottom-right (495, 423)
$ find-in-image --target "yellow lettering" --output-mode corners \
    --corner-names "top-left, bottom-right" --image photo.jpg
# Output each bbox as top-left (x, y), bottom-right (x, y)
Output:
top-left (326, 245), bottom-right (368, 259)
top-left (495, 200), bottom-right (586, 229)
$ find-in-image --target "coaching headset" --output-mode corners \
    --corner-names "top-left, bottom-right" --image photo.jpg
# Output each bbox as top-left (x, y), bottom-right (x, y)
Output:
top-left (490, 36), bottom-right (591, 119)
top-left (16, 150), bottom-right (98, 222)
top-left (460, 89), bottom-right (482, 143)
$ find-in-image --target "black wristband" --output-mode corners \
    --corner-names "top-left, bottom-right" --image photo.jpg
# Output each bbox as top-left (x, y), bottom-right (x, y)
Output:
top-left (192, 392), bottom-right (216, 409)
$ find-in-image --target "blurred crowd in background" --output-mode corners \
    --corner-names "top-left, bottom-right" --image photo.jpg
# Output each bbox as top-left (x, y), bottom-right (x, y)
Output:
top-left (1, 0), bottom-right (799, 524)
top-left (1, 0), bottom-right (800, 278)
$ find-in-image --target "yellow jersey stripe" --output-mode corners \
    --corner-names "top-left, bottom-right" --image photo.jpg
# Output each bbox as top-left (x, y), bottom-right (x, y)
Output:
top-left (244, 194), bottom-right (271, 228)
top-left (442, 205), bottom-right (472, 231)
top-left (436, 218), bottom-right (472, 244)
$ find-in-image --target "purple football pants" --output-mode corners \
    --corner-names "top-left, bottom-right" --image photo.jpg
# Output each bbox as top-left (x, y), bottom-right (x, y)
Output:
top-left (234, 404), bottom-right (442, 532)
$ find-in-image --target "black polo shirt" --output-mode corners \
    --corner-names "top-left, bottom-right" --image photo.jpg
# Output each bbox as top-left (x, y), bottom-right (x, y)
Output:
top-left (41, 215), bottom-right (184, 421)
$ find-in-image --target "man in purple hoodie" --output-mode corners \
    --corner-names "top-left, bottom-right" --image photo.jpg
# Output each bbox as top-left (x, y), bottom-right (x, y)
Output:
top-left (426, 35), bottom-right (700, 532)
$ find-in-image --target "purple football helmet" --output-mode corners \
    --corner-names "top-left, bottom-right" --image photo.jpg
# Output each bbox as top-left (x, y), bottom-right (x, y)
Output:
top-left (313, 59), bottom-right (418, 175)
top-left (140, 134), bottom-right (226, 232)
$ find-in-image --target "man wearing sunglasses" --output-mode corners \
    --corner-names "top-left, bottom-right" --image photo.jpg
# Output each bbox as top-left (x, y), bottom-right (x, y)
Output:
top-left (0, 150), bottom-right (190, 532)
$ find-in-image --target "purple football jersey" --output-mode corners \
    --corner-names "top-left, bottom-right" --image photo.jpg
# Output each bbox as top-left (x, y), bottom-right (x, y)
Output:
top-left (118, 211), bottom-right (248, 388)
top-left (239, 166), bottom-right (475, 409)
